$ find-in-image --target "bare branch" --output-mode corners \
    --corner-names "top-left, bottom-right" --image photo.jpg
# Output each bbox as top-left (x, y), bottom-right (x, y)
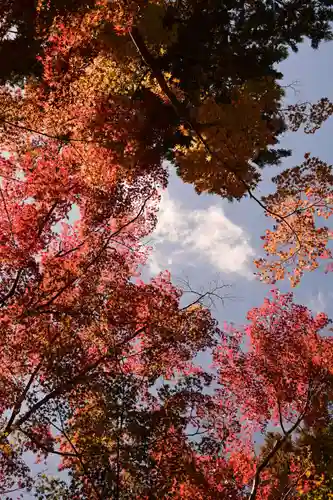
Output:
top-left (281, 80), bottom-right (301, 96)
top-left (177, 276), bottom-right (235, 311)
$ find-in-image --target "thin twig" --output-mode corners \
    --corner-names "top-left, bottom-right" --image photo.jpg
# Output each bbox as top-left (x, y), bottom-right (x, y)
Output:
top-left (0, 184), bottom-right (16, 247)
top-left (37, 201), bottom-right (58, 237)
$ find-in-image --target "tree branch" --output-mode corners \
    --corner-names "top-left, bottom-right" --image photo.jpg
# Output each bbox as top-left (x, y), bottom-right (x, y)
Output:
top-left (19, 427), bottom-right (77, 458)
top-left (249, 385), bottom-right (313, 500)
top-left (3, 329), bottom-right (61, 434)
top-left (129, 27), bottom-right (302, 252)
top-left (0, 184), bottom-right (15, 245)
top-left (0, 117), bottom-right (103, 146)
top-left (277, 398), bottom-right (288, 436)
top-left (37, 201), bottom-right (58, 237)
top-left (10, 323), bottom-right (147, 432)
top-left (0, 268), bottom-right (23, 307)
top-left (35, 196), bottom-right (151, 310)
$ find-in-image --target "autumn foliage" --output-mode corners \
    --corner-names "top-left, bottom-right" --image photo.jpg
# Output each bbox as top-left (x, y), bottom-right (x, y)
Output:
top-left (0, 0), bottom-right (333, 498)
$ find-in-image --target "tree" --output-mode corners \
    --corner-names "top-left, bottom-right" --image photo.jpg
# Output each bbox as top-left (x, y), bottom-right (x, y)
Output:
top-left (255, 99), bottom-right (333, 286)
top-left (0, 86), bottom-right (218, 495)
top-left (0, 50), bottom-right (332, 497)
top-left (1, 2), bottom-right (332, 288)
top-left (2, 282), bottom-right (330, 498)
top-left (255, 410), bottom-right (333, 498)
top-left (0, 126), bottom-right (222, 496)
top-left (0, 101), bottom-right (332, 498)
top-left (212, 289), bottom-right (333, 499)
top-left (297, 422), bottom-right (333, 498)
top-left (2, 0), bottom-right (333, 88)
top-left (2, 0), bottom-right (333, 202)
top-left (1, 1), bottom-right (333, 497)
top-left (0, 0), bottom-right (131, 85)
top-left (0, 101), bottom-right (331, 496)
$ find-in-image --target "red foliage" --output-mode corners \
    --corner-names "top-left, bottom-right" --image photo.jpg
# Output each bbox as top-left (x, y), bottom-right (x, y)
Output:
top-left (0, 2), bottom-right (332, 498)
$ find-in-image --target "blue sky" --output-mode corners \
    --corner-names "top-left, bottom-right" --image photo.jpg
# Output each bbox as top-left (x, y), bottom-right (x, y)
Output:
top-left (147, 38), bottom-right (333, 327)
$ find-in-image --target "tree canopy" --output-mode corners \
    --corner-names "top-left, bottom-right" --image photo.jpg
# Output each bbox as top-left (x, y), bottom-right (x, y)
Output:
top-left (0, 0), bottom-right (333, 498)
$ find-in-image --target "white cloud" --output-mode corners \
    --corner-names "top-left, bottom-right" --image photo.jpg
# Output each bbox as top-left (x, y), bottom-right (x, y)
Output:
top-left (148, 190), bottom-right (255, 278)
top-left (306, 290), bottom-right (331, 314)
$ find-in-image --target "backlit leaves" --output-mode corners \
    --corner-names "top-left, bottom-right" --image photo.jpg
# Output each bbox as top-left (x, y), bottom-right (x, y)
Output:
top-left (255, 156), bottom-right (333, 286)
top-left (0, 0), bottom-right (333, 498)
top-left (174, 79), bottom-right (282, 198)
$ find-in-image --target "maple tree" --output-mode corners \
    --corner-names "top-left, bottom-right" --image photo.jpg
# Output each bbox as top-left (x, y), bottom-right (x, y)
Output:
top-left (1, 0), bottom-right (331, 281)
top-left (295, 422), bottom-right (333, 499)
top-left (0, 0), bottom-right (333, 498)
top-left (0, 232), bottom-right (330, 499)
top-left (212, 290), bottom-right (333, 499)
top-left (255, 98), bottom-right (333, 286)
top-left (0, 124), bottom-right (222, 497)
top-left (0, 69), bottom-right (332, 497)
top-left (47, 292), bottom-right (333, 498)
top-left (2, 0), bottom-right (333, 87)
top-left (255, 408), bottom-right (333, 498)
top-left (2, 0), bottom-right (333, 202)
